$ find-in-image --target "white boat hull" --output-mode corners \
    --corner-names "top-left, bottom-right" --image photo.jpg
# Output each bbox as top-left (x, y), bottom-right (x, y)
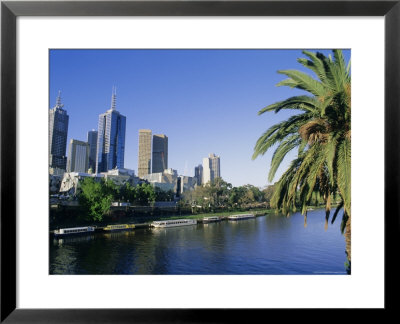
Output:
top-left (227, 214), bottom-right (255, 220)
top-left (152, 219), bottom-right (197, 228)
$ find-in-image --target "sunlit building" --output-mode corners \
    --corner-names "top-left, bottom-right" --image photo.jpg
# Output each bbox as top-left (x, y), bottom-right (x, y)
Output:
top-left (138, 129), bottom-right (152, 178)
top-left (202, 153), bottom-right (221, 184)
top-left (67, 139), bottom-right (89, 173)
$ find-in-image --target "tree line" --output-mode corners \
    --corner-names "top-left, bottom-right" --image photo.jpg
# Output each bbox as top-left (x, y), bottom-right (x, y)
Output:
top-left (77, 177), bottom-right (174, 222)
top-left (180, 177), bottom-right (275, 213)
top-left (75, 176), bottom-right (276, 222)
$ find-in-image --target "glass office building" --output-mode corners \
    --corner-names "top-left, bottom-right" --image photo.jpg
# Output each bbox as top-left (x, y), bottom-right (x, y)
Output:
top-left (87, 130), bottom-right (98, 172)
top-left (49, 92), bottom-right (69, 170)
top-left (96, 88), bottom-right (126, 173)
top-left (152, 134), bottom-right (168, 173)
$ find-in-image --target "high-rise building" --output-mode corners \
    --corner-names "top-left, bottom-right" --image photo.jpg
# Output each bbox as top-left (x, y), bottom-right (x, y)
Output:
top-left (96, 87), bottom-right (126, 173)
top-left (194, 164), bottom-right (203, 186)
top-left (152, 134), bottom-right (168, 173)
top-left (67, 139), bottom-right (89, 173)
top-left (138, 129), bottom-right (152, 178)
top-left (49, 91), bottom-right (69, 170)
top-left (202, 153), bottom-right (221, 184)
top-left (87, 130), bottom-right (98, 173)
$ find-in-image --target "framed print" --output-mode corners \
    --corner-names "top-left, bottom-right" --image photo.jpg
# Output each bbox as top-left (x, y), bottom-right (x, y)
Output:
top-left (1, 0), bottom-right (398, 322)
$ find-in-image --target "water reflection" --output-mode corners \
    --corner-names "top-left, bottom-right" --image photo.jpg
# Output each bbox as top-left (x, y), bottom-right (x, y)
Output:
top-left (50, 211), bottom-right (347, 275)
top-left (53, 234), bottom-right (95, 246)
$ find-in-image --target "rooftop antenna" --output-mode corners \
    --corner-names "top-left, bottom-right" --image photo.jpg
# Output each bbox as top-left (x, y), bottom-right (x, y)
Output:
top-left (111, 86), bottom-right (117, 110)
top-left (56, 90), bottom-right (63, 108)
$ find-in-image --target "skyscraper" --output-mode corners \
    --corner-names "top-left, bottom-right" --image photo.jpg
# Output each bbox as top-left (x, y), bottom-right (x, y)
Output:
top-left (152, 134), bottom-right (168, 173)
top-left (202, 153), bottom-right (221, 184)
top-left (87, 130), bottom-right (98, 172)
top-left (194, 164), bottom-right (203, 186)
top-left (67, 139), bottom-right (89, 173)
top-left (96, 87), bottom-right (126, 173)
top-left (49, 91), bottom-right (69, 170)
top-left (138, 129), bottom-right (152, 178)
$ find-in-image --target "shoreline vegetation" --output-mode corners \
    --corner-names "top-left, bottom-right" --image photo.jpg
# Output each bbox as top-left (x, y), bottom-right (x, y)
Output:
top-left (49, 206), bottom-right (271, 232)
top-left (50, 176), bottom-right (332, 231)
top-left (49, 205), bottom-right (330, 233)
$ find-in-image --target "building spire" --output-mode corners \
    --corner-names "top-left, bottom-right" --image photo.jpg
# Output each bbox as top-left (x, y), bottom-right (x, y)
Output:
top-left (55, 90), bottom-right (64, 108)
top-left (111, 86), bottom-right (117, 110)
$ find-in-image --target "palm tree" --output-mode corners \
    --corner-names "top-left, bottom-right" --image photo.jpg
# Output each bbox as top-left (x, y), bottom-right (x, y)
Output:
top-left (253, 50), bottom-right (351, 268)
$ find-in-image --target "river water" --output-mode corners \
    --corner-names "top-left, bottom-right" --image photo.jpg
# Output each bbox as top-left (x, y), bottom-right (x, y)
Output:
top-left (49, 209), bottom-right (348, 275)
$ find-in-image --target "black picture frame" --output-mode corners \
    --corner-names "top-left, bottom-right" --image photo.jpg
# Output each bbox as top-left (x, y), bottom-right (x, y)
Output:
top-left (1, 0), bottom-right (398, 322)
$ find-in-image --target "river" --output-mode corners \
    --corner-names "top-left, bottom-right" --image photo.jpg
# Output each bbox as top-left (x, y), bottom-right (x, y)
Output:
top-left (49, 209), bottom-right (348, 275)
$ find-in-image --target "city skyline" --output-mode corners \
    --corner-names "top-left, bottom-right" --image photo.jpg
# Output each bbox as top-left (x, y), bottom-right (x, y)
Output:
top-left (50, 49), bottom-right (351, 187)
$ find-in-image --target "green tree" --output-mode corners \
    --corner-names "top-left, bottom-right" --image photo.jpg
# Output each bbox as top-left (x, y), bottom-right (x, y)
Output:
top-left (78, 178), bottom-right (114, 222)
top-left (154, 187), bottom-right (175, 201)
top-left (134, 183), bottom-right (156, 206)
top-left (206, 177), bottom-right (232, 208)
top-left (228, 186), bottom-right (246, 208)
top-left (253, 50), bottom-right (351, 266)
top-left (262, 184), bottom-right (276, 203)
top-left (118, 182), bottom-right (136, 202)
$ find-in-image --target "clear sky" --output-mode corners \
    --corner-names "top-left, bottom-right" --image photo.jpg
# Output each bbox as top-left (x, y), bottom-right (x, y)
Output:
top-left (50, 49), bottom-right (350, 188)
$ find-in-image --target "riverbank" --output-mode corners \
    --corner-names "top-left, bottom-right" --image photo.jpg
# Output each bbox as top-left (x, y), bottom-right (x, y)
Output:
top-left (50, 208), bottom-right (273, 233)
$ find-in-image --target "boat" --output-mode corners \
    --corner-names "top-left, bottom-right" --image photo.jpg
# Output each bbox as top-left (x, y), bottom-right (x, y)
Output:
top-left (103, 224), bottom-right (135, 231)
top-left (53, 226), bottom-right (95, 237)
top-left (202, 216), bottom-right (220, 223)
top-left (227, 213), bottom-right (255, 221)
top-left (151, 219), bottom-right (197, 228)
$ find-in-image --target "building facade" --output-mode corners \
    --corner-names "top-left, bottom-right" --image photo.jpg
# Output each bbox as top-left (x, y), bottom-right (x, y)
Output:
top-left (49, 91), bottom-right (69, 170)
top-left (178, 175), bottom-right (197, 195)
top-left (202, 153), bottom-right (221, 184)
top-left (143, 168), bottom-right (178, 192)
top-left (87, 130), bottom-right (98, 173)
top-left (67, 139), bottom-right (89, 173)
top-left (152, 134), bottom-right (168, 173)
top-left (194, 164), bottom-right (203, 186)
top-left (59, 169), bottom-right (139, 196)
top-left (138, 129), bottom-right (152, 178)
top-left (96, 88), bottom-right (126, 173)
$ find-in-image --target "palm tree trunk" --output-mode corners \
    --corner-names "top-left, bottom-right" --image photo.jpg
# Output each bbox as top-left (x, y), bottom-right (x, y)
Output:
top-left (304, 211), bottom-right (307, 227)
top-left (344, 214), bottom-right (351, 260)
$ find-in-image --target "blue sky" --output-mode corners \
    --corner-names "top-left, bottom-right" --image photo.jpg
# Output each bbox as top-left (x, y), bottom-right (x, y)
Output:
top-left (50, 49), bottom-right (350, 188)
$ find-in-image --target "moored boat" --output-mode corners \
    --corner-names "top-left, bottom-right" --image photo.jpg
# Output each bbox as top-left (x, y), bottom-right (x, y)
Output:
top-left (202, 216), bottom-right (220, 223)
top-left (53, 226), bottom-right (95, 237)
top-left (227, 213), bottom-right (255, 221)
top-left (151, 219), bottom-right (197, 228)
top-left (103, 224), bottom-right (135, 231)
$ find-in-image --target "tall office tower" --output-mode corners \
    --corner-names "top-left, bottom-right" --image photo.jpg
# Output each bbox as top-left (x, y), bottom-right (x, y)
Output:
top-left (96, 87), bottom-right (126, 173)
top-left (49, 91), bottom-right (69, 170)
top-left (87, 130), bottom-right (98, 172)
top-left (67, 139), bottom-right (89, 173)
top-left (194, 164), bottom-right (203, 186)
top-left (202, 153), bottom-right (221, 184)
top-left (152, 134), bottom-right (168, 173)
top-left (138, 129), bottom-right (152, 178)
